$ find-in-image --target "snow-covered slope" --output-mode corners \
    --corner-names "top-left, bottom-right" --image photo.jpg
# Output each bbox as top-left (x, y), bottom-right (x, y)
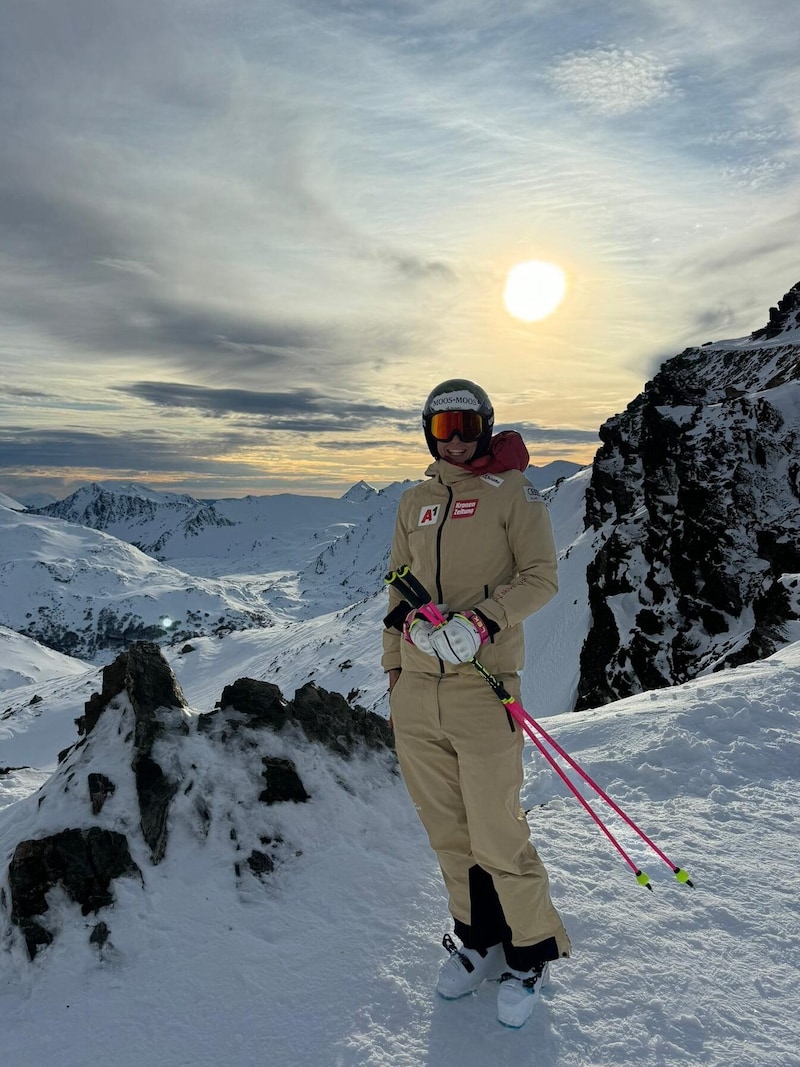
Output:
top-left (1, 634), bottom-right (798, 1067)
top-left (0, 494), bottom-right (25, 511)
top-left (32, 481), bottom-right (388, 577)
top-left (528, 459), bottom-right (583, 489)
top-left (0, 507), bottom-right (274, 660)
top-left (522, 467), bottom-right (596, 716)
top-left (0, 628), bottom-right (92, 692)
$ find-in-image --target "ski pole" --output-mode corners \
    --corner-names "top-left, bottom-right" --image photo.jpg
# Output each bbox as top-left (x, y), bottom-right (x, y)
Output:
top-left (504, 687), bottom-right (693, 885)
top-left (506, 699), bottom-right (654, 887)
top-left (387, 571), bottom-right (653, 890)
top-left (385, 567), bottom-right (694, 888)
top-left (386, 570), bottom-right (652, 888)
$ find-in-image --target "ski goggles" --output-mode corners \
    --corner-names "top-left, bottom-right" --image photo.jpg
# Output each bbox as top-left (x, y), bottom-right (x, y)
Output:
top-left (428, 410), bottom-right (486, 442)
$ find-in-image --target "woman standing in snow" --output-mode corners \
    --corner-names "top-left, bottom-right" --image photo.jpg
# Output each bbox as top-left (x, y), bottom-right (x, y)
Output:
top-left (383, 379), bottom-right (570, 1029)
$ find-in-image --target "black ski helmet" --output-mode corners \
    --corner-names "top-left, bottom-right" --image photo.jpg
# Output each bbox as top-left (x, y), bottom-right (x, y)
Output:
top-left (422, 379), bottom-right (494, 459)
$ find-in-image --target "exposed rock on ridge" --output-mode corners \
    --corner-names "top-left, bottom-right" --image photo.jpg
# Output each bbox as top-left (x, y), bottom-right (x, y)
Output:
top-left (3, 642), bottom-right (395, 960)
top-left (578, 282), bottom-right (800, 709)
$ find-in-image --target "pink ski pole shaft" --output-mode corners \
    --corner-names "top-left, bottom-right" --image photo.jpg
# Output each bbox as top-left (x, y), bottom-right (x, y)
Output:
top-left (508, 701), bottom-right (653, 886)
top-left (414, 601), bottom-right (652, 886)
top-left (508, 699), bottom-right (692, 885)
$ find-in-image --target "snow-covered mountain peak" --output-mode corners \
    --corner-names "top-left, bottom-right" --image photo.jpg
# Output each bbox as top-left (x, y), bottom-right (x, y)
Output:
top-left (751, 278), bottom-right (800, 342)
top-left (0, 491), bottom-right (25, 511)
top-left (94, 480), bottom-right (197, 505)
top-left (341, 479), bottom-right (379, 503)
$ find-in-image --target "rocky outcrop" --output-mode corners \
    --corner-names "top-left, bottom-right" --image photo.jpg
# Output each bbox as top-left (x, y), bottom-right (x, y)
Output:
top-left (577, 282), bottom-right (800, 709)
top-left (202, 676), bottom-right (394, 757)
top-left (752, 280), bottom-right (800, 340)
top-left (8, 829), bottom-right (141, 958)
top-left (2, 642), bottom-right (396, 960)
top-left (76, 640), bottom-right (188, 862)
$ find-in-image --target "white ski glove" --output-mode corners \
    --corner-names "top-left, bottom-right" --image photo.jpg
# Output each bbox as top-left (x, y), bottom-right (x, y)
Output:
top-left (428, 610), bottom-right (490, 664)
top-left (403, 606), bottom-right (448, 656)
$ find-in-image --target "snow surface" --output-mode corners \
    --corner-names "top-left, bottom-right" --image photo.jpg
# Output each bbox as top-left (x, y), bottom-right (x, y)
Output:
top-left (0, 493), bottom-right (25, 511)
top-left (0, 506), bottom-right (277, 658)
top-left (1, 621), bottom-right (800, 1065)
top-left (0, 626), bottom-right (92, 692)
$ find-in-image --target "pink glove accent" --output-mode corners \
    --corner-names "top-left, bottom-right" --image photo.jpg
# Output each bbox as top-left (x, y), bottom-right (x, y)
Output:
top-left (459, 610), bottom-right (490, 645)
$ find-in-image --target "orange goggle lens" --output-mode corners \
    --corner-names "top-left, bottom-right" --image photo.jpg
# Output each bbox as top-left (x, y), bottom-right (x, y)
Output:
top-left (429, 410), bottom-right (485, 442)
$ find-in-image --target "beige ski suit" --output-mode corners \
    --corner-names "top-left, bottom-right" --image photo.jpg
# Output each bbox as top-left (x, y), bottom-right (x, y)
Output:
top-left (384, 458), bottom-right (571, 965)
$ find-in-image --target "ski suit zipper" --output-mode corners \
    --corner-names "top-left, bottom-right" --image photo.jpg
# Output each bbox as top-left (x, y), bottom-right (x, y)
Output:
top-left (433, 485), bottom-right (453, 674)
top-left (435, 486), bottom-right (514, 732)
top-left (434, 485), bottom-right (453, 605)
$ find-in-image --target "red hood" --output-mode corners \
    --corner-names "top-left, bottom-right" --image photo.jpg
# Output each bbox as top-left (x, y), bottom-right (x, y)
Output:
top-left (450, 430), bottom-right (529, 474)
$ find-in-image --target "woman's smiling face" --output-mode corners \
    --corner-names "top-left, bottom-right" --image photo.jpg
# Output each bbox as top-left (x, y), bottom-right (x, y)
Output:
top-left (437, 435), bottom-right (477, 464)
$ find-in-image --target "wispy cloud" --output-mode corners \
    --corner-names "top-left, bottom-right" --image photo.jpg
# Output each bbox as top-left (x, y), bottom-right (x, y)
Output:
top-left (550, 49), bottom-right (676, 116)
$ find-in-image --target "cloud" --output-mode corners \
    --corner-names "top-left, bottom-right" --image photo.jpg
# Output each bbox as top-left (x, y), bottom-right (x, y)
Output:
top-left (503, 423), bottom-right (600, 445)
top-left (678, 211), bottom-right (800, 277)
top-left (550, 48), bottom-right (676, 116)
top-left (382, 253), bottom-right (457, 282)
top-left (5, 386), bottom-right (51, 399)
top-left (688, 304), bottom-right (740, 336)
top-left (0, 427), bottom-right (223, 475)
top-left (0, 1), bottom-right (454, 392)
top-left (1, 0), bottom-right (798, 500)
top-left (115, 381), bottom-right (412, 430)
top-left (316, 439), bottom-right (414, 451)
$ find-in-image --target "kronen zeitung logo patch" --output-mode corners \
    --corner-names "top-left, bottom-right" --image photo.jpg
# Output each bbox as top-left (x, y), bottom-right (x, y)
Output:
top-left (452, 498), bottom-right (478, 518)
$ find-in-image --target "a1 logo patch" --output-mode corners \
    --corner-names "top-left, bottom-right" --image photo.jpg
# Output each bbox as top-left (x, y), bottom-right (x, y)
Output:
top-left (452, 498), bottom-right (478, 519)
top-left (418, 504), bottom-right (441, 526)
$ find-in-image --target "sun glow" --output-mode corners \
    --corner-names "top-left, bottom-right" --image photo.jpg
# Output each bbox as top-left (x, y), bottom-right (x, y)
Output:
top-left (503, 260), bottom-right (568, 322)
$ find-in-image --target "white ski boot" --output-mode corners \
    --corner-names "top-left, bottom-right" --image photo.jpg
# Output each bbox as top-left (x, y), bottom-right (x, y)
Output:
top-left (496, 961), bottom-right (549, 1028)
top-left (435, 934), bottom-right (505, 1000)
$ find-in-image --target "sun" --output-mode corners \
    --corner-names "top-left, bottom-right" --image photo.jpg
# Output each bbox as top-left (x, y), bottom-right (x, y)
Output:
top-left (503, 260), bottom-right (568, 322)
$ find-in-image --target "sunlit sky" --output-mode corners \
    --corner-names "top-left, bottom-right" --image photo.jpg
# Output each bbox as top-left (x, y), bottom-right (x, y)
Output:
top-left (1, 0), bottom-right (798, 500)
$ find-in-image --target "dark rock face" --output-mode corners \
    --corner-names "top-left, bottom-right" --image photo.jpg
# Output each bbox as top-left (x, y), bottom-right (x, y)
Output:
top-left (78, 640), bottom-right (187, 744)
top-left (578, 283), bottom-right (800, 710)
top-left (8, 828), bottom-right (141, 959)
top-left (88, 773), bottom-right (116, 815)
top-left (77, 641), bottom-right (187, 862)
top-left (204, 677), bottom-right (395, 757)
top-left (260, 757), bottom-right (310, 805)
top-left (752, 281), bottom-right (800, 341)
top-left (246, 850), bottom-right (275, 877)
